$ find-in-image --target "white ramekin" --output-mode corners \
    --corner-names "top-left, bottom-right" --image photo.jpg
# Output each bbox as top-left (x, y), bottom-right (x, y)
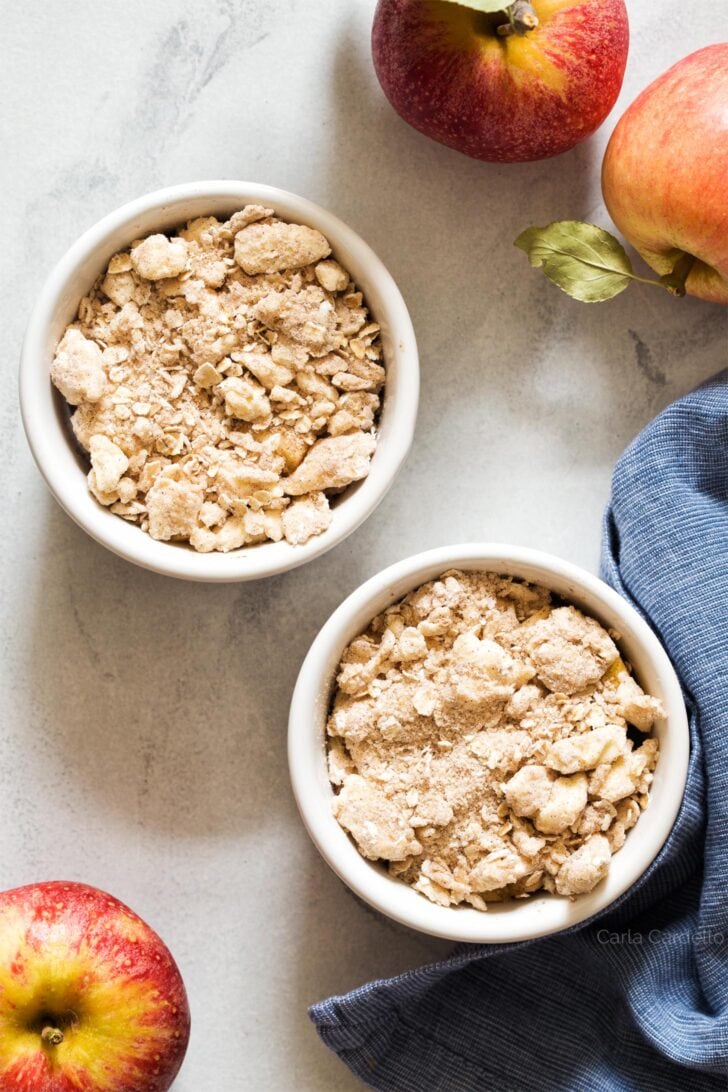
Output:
top-left (288, 544), bottom-right (690, 944)
top-left (19, 182), bottom-right (419, 582)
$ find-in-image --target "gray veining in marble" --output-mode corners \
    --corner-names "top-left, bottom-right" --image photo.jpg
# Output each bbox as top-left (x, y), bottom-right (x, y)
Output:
top-left (2, 1), bottom-right (727, 1088)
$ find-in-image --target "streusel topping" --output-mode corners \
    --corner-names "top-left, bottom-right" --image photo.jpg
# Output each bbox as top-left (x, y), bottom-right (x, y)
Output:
top-left (50, 207), bottom-right (384, 551)
top-left (327, 571), bottom-right (662, 909)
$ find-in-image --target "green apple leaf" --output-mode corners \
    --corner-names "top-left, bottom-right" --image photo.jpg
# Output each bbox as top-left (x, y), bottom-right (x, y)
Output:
top-left (437, 0), bottom-right (510, 12)
top-left (515, 221), bottom-right (636, 303)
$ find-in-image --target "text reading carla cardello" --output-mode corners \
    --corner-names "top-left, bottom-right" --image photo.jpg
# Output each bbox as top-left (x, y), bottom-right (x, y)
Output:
top-left (596, 928), bottom-right (727, 950)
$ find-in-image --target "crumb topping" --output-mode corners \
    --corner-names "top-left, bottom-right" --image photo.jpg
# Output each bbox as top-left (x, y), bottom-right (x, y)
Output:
top-left (50, 206), bottom-right (384, 551)
top-left (327, 571), bottom-right (663, 908)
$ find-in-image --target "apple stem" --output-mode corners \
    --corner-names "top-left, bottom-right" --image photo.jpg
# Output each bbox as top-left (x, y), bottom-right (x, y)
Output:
top-left (41, 1027), bottom-right (64, 1046)
top-left (498, 2), bottom-right (539, 37)
top-left (659, 251), bottom-right (696, 297)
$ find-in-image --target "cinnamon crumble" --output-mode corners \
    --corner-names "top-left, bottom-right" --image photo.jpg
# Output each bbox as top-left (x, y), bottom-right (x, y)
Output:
top-left (327, 571), bottom-right (663, 908)
top-left (50, 207), bottom-right (384, 551)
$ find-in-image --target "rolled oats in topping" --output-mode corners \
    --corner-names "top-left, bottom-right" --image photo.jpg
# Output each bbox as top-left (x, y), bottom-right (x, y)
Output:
top-left (327, 571), bottom-right (663, 909)
top-left (50, 207), bottom-right (385, 550)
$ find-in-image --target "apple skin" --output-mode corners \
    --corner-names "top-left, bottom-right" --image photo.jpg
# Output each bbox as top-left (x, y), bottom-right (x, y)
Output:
top-left (602, 45), bottom-right (728, 304)
top-left (0, 882), bottom-right (190, 1092)
top-left (371, 0), bottom-right (629, 162)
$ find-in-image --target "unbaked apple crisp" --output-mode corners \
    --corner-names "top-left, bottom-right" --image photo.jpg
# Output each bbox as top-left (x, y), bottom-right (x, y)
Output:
top-left (50, 207), bottom-right (384, 550)
top-left (327, 571), bottom-right (663, 908)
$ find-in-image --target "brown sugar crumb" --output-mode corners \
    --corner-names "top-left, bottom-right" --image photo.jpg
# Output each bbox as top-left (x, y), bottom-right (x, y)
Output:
top-left (50, 207), bottom-right (385, 551)
top-left (327, 571), bottom-right (663, 908)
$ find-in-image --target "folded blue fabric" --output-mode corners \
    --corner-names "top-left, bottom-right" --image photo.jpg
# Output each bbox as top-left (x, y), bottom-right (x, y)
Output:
top-left (310, 371), bottom-right (728, 1091)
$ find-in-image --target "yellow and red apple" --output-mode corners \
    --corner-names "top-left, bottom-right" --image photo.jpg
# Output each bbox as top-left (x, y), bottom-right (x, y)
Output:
top-left (0, 882), bottom-right (190, 1092)
top-left (603, 44), bottom-right (728, 304)
top-left (372, 0), bottom-right (629, 162)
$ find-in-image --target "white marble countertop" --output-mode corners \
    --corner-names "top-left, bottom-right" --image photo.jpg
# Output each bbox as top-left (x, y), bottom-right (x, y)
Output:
top-left (3, 2), bottom-right (726, 1088)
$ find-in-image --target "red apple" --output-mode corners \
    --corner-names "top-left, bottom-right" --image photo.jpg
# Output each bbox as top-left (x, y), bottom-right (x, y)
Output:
top-left (371, 0), bottom-right (629, 162)
top-left (602, 44), bottom-right (728, 304)
top-left (0, 882), bottom-right (190, 1092)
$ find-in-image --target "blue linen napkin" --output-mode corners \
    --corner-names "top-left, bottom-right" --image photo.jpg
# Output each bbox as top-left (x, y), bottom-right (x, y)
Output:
top-left (310, 371), bottom-right (728, 1091)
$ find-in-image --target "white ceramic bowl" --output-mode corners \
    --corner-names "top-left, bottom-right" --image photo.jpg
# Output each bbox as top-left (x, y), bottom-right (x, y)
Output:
top-left (288, 544), bottom-right (689, 943)
top-left (19, 182), bottom-right (419, 582)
